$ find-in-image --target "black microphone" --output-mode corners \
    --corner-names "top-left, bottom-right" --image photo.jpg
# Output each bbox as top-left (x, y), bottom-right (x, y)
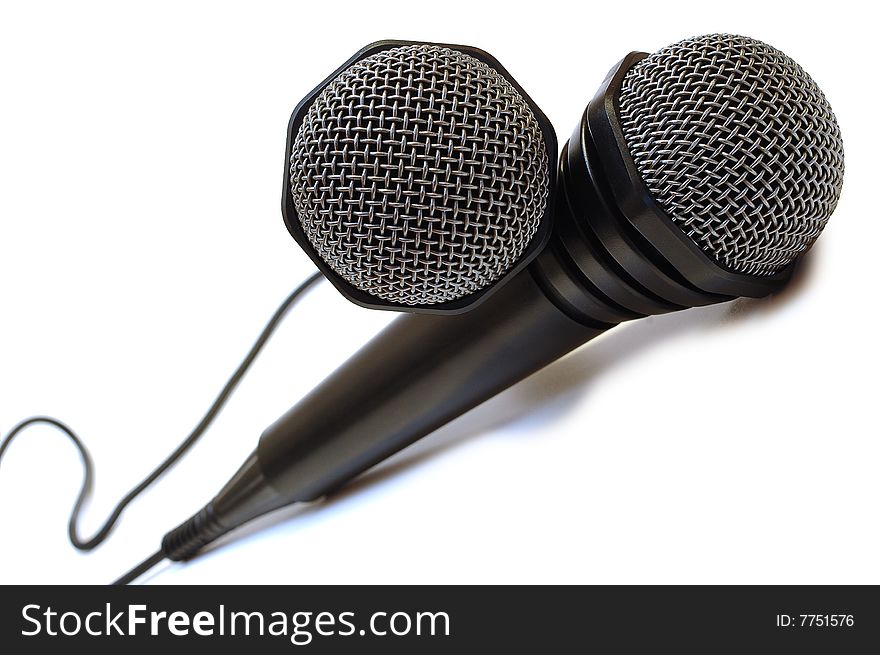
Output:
top-left (139, 34), bottom-right (844, 578)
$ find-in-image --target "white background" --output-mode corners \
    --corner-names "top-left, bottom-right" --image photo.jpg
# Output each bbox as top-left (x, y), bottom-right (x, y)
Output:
top-left (0, 0), bottom-right (876, 585)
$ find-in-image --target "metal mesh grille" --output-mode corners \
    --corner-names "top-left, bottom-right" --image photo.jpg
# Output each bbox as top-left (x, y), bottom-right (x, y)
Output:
top-left (617, 34), bottom-right (844, 276)
top-left (289, 44), bottom-right (550, 305)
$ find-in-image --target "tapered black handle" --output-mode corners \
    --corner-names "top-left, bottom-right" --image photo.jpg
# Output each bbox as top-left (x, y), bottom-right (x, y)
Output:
top-left (257, 268), bottom-right (605, 504)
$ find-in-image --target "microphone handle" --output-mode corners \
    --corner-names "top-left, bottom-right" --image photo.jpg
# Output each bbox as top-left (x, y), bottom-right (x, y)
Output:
top-left (161, 267), bottom-right (606, 560)
top-left (259, 268), bottom-right (605, 502)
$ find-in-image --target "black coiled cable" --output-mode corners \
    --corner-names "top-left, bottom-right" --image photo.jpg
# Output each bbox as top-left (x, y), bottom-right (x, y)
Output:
top-left (0, 271), bottom-right (322, 579)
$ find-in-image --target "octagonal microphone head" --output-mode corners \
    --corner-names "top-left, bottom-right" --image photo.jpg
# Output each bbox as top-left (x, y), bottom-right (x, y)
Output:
top-left (283, 41), bottom-right (556, 313)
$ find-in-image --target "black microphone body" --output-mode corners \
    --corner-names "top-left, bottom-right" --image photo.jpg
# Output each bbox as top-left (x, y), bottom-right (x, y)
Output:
top-left (161, 51), bottom-right (796, 559)
top-left (258, 269), bottom-right (602, 504)
top-left (162, 35), bottom-right (843, 560)
top-left (162, 266), bottom-right (605, 558)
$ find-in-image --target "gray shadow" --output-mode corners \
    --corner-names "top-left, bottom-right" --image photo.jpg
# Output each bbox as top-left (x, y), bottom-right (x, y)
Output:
top-left (152, 250), bottom-right (819, 578)
top-left (324, 247), bottom-right (819, 498)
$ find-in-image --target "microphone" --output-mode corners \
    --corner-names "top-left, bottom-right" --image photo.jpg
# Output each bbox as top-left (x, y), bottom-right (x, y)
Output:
top-left (282, 40), bottom-right (557, 314)
top-left (138, 34), bottom-right (844, 578)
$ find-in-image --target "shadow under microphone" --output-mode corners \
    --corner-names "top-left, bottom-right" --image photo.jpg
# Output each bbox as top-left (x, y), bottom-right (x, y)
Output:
top-left (125, 35), bottom-right (844, 581)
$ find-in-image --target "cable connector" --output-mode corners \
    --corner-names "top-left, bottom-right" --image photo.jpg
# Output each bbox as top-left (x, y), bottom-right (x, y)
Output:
top-left (161, 504), bottom-right (230, 562)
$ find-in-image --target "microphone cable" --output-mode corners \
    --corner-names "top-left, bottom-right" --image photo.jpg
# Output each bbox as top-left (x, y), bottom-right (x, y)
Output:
top-left (0, 271), bottom-right (323, 580)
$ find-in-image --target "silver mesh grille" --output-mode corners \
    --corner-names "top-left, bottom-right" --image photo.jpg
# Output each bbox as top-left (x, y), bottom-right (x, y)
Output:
top-left (289, 44), bottom-right (550, 305)
top-left (617, 34), bottom-right (844, 276)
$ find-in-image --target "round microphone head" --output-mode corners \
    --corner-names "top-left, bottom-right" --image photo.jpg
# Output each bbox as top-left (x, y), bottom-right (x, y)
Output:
top-left (616, 34), bottom-right (844, 277)
top-left (285, 42), bottom-right (554, 312)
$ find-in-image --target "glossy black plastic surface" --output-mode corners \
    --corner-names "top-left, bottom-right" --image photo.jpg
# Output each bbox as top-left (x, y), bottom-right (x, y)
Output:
top-left (257, 270), bottom-right (603, 502)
